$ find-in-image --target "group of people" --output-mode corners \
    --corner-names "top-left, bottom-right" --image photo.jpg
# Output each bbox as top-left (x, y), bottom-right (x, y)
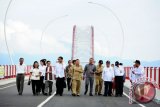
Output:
top-left (65, 58), bottom-right (125, 97)
top-left (16, 57), bottom-right (144, 97)
top-left (16, 58), bottom-right (53, 96)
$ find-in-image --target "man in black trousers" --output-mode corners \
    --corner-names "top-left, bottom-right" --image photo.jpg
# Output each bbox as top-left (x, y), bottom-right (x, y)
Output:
top-left (65, 60), bottom-right (72, 91)
top-left (114, 61), bottom-right (125, 97)
top-left (54, 56), bottom-right (66, 96)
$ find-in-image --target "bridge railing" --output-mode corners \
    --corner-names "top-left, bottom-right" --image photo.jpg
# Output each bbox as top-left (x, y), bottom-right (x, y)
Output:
top-left (0, 65), bottom-right (160, 89)
top-left (0, 65), bottom-right (56, 79)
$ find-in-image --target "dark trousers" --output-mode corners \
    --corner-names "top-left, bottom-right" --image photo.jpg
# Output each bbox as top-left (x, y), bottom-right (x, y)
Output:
top-left (56, 77), bottom-right (65, 95)
top-left (31, 80), bottom-right (40, 95)
top-left (44, 81), bottom-right (53, 94)
top-left (67, 78), bottom-right (71, 91)
top-left (16, 74), bottom-right (24, 94)
top-left (85, 77), bottom-right (94, 94)
top-left (115, 76), bottom-right (124, 96)
top-left (40, 76), bottom-right (45, 94)
top-left (104, 81), bottom-right (112, 96)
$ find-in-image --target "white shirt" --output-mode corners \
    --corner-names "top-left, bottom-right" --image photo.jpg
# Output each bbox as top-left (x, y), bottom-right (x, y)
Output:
top-left (134, 65), bottom-right (145, 80)
top-left (129, 67), bottom-right (136, 82)
top-left (16, 64), bottom-right (26, 74)
top-left (114, 66), bottom-right (125, 76)
top-left (102, 67), bottom-right (114, 81)
top-left (30, 68), bottom-right (40, 80)
top-left (54, 63), bottom-right (66, 78)
top-left (39, 65), bottom-right (46, 76)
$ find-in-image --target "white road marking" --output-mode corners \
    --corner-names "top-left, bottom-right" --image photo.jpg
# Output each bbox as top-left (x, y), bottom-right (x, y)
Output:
top-left (123, 92), bottom-right (146, 107)
top-left (0, 81), bottom-right (27, 90)
top-left (37, 91), bottom-right (56, 107)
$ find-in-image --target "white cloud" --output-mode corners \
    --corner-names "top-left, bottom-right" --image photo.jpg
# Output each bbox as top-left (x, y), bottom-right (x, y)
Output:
top-left (0, 20), bottom-right (71, 55)
top-left (0, 0), bottom-right (160, 62)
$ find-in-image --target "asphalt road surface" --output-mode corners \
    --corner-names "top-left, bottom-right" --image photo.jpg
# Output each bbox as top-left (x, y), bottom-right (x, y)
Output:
top-left (0, 81), bottom-right (159, 107)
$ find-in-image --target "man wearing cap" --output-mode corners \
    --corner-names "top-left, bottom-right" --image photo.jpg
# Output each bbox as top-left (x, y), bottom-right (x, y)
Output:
top-left (132, 60), bottom-right (145, 81)
top-left (131, 60), bottom-right (145, 99)
top-left (102, 61), bottom-right (114, 96)
top-left (114, 61), bottom-right (125, 97)
top-left (95, 60), bottom-right (104, 95)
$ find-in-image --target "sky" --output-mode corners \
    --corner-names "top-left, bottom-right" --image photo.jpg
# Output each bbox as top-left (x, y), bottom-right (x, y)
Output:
top-left (0, 0), bottom-right (160, 66)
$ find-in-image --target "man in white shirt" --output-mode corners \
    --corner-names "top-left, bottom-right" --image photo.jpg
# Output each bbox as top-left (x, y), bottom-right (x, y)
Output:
top-left (119, 63), bottom-right (126, 82)
top-left (39, 59), bottom-right (47, 95)
top-left (54, 56), bottom-right (66, 96)
top-left (16, 58), bottom-right (26, 95)
top-left (132, 60), bottom-right (145, 81)
top-left (102, 61), bottom-right (114, 96)
top-left (114, 61), bottom-right (125, 97)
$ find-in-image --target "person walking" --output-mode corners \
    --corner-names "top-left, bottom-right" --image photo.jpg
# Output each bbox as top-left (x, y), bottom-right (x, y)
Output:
top-left (95, 60), bottom-right (104, 95)
top-left (16, 58), bottom-right (26, 95)
top-left (30, 61), bottom-right (41, 96)
top-left (102, 61), bottom-right (114, 96)
top-left (71, 59), bottom-right (83, 96)
top-left (44, 61), bottom-right (53, 96)
top-left (54, 56), bottom-right (66, 96)
top-left (111, 64), bottom-right (115, 95)
top-left (39, 59), bottom-right (46, 95)
top-left (65, 60), bottom-right (73, 91)
top-left (83, 58), bottom-right (96, 96)
top-left (114, 61), bottom-right (125, 97)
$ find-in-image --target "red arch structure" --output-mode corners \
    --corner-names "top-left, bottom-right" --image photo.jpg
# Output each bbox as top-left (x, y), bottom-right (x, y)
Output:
top-left (71, 25), bottom-right (94, 64)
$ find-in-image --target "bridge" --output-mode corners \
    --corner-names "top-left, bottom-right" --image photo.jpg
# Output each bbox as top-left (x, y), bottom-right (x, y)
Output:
top-left (0, 65), bottom-right (160, 107)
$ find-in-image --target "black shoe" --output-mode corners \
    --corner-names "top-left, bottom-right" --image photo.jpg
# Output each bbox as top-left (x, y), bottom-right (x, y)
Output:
top-left (108, 94), bottom-right (112, 96)
top-left (98, 93), bottom-right (102, 96)
top-left (55, 93), bottom-right (59, 96)
top-left (84, 91), bottom-right (87, 95)
top-left (49, 93), bottom-right (52, 96)
top-left (77, 94), bottom-right (80, 96)
top-left (103, 94), bottom-right (107, 96)
top-left (19, 93), bottom-right (22, 95)
top-left (115, 95), bottom-right (118, 97)
top-left (89, 93), bottom-right (93, 96)
top-left (60, 94), bottom-right (63, 96)
top-left (119, 94), bottom-right (123, 97)
top-left (44, 93), bottom-right (48, 96)
top-left (72, 93), bottom-right (76, 96)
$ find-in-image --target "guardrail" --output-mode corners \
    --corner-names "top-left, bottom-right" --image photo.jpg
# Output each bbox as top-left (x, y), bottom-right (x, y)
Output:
top-left (0, 65), bottom-right (160, 88)
top-left (0, 65), bottom-right (32, 79)
top-left (0, 65), bottom-right (56, 79)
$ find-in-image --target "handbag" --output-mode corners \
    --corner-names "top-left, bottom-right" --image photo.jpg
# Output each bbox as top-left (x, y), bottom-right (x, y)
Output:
top-left (63, 79), bottom-right (67, 88)
top-left (28, 79), bottom-right (31, 85)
